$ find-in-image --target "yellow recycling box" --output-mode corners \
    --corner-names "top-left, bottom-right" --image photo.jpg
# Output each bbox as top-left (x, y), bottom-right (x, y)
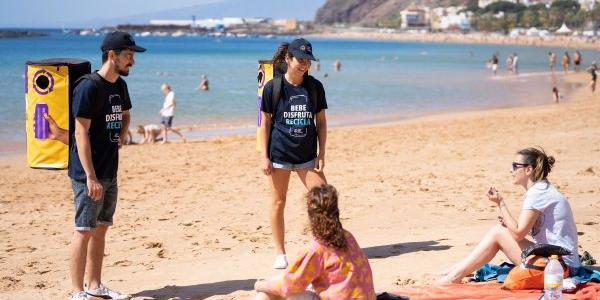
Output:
top-left (25, 59), bottom-right (90, 169)
top-left (256, 60), bottom-right (274, 153)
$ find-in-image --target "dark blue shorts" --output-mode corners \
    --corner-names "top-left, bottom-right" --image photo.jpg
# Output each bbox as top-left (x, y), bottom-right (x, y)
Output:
top-left (161, 116), bottom-right (173, 128)
top-left (71, 178), bottom-right (118, 231)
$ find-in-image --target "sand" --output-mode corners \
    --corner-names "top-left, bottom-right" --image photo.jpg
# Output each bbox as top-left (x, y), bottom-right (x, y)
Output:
top-left (1, 72), bottom-right (599, 299)
top-left (310, 30), bottom-right (600, 50)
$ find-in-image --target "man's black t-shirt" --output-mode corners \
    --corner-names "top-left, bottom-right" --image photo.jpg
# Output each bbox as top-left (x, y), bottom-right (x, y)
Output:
top-left (261, 76), bottom-right (327, 164)
top-left (68, 74), bottom-right (132, 181)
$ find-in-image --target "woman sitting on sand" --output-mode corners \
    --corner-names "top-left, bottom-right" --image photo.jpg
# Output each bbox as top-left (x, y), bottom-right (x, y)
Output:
top-left (254, 184), bottom-right (376, 300)
top-left (438, 147), bottom-right (581, 284)
top-left (260, 38), bottom-right (328, 269)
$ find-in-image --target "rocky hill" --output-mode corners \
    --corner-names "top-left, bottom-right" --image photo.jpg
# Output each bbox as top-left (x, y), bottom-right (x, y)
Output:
top-left (315, 0), bottom-right (468, 26)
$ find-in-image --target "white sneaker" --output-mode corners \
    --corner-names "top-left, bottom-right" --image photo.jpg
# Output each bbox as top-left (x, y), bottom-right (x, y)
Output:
top-left (273, 254), bottom-right (288, 269)
top-left (70, 291), bottom-right (88, 300)
top-left (85, 284), bottom-right (130, 300)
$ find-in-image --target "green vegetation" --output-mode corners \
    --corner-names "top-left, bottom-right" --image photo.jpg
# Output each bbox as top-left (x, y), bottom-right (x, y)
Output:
top-left (467, 0), bottom-right (600, 33)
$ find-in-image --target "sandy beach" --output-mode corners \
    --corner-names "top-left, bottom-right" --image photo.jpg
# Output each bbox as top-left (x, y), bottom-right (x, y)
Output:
top-left (1, 72), bottom-right (599, 299)
top-left (311, 30), bottom-right (600, 50)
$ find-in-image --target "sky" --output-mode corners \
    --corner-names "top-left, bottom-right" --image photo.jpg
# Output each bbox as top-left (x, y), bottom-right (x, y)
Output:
top-left (0, 0), bottom-right (327, 28)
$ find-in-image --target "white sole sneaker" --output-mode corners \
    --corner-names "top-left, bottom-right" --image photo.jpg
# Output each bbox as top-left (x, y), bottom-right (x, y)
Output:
top-left (273, 254), bottom-right (288, 269)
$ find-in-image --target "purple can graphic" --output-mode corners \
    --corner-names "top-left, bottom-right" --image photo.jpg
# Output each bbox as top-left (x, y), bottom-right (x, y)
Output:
top-left (34, 103), bottom-right (49, 140)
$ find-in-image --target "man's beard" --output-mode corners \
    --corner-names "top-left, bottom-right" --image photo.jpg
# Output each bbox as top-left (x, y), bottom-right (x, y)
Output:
top-left (114, 58), bottom-right (130, 76)
top-left (116, 65), bottom-right (130, 76)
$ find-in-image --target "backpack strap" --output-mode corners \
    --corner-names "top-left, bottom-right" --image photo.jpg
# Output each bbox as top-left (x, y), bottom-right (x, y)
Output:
top-left (74, 72), bottom-right (105, 116)
top-left (271, 75), bottom-right (284, 117)
top-left (272, 74), bottom-right (320, 116)
top-left (303, 75), bottom-right (319, 115)
top-left (116, 77), bottom-right (129, 109)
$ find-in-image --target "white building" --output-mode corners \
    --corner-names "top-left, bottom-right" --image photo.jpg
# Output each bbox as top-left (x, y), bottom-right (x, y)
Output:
top-left (578, 0), bottom-right (596, 10)
top-left (149, 20), bottom-right (193, 26)
top-left (400, 4), bottom-right (430, 29)
top-left (431, 6), bottom-right (471, 31)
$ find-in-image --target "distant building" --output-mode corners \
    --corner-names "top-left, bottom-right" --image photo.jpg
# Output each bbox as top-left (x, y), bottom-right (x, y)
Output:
top-left (400, 4), bottom-right (430, 29)
top-left (150, 20), bottom-right (193, 26)
top-left (272, 19), bottom-right (298, 30)
top-left (578, 0), bottom-right (596, 10)
top-left (431, 6), bottom-right (471, 31)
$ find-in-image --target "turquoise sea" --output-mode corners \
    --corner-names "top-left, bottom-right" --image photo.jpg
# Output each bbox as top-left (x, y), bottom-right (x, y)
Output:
top-left (1, 29), bottom-right (597, 153)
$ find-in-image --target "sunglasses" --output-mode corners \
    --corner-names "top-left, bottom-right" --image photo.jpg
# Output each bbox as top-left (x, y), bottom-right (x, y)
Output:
top-left (512, 162), bottom-right (529, 171)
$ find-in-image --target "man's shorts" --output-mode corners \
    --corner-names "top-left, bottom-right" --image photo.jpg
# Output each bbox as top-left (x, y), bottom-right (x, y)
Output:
top-left (272, 158), bottom-right (316, 171)
top-left (71, 178), bottom-right (118, 231)
top-left (161, 116), bottom-right (173, 128)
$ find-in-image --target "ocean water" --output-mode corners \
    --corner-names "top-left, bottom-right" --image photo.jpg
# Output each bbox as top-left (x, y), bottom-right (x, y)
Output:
top-left (1, 30), bottom-right (597, 153)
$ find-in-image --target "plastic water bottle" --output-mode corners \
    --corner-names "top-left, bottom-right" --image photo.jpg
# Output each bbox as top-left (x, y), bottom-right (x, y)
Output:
top-left (544, 255), bottom-right (563, 300)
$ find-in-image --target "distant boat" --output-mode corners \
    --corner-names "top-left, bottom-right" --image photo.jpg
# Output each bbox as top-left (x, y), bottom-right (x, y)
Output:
top-left (171, 31), bottom-right (185, 37)
top-left (236, 33), bottom-right (248, 38)
top-left (140, 32), bottom-right (151, 37)
top-left (79, 29), bottom-right (94, 36)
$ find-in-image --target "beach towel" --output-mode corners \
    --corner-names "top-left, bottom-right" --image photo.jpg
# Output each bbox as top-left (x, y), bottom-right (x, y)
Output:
top-left (474, 263), bottom-right (515, 283)
top-left (570, 267), bottom-right (600, 283)
top-left (393, 282), bottom-right (541, 299)
top-left (392, 282), bottom-right (600, 300)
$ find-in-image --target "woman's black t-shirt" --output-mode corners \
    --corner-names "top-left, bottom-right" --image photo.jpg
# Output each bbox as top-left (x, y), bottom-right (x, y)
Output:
top-left (261, 76), bottom-right (327, 164)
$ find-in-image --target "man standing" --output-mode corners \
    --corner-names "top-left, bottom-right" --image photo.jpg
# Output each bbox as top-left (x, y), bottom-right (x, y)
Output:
top-left (159, 83), bottom-right (186, 143)
top-left (68, 31), bottom-right (145, 300)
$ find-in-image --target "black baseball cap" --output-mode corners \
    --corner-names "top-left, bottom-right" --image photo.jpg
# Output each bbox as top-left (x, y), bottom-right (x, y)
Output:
top-left (289, 38), bottom-right (316, 61)
top-left (101, 31), bottom-right (146, 52)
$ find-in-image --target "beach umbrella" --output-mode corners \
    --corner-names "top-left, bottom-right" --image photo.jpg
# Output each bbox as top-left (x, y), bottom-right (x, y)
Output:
top-left (555, 23), bottom-right (572, 35)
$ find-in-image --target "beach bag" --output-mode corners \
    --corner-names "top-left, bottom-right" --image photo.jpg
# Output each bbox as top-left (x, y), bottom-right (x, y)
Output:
top-left (503, 244), bottom-right (571, 290)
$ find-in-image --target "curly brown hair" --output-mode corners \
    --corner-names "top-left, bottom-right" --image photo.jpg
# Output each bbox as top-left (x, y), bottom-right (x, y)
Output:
top-left (306, 184), bottom-right (347, 250)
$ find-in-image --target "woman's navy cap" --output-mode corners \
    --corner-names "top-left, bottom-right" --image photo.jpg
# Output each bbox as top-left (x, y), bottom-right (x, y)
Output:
top-left (101, 31), bottom-right (146, 52)
top-left (289, 38), bottom-right (316, 61)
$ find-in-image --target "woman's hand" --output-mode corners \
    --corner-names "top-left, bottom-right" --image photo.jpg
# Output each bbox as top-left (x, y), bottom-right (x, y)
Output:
top-left (262, 157), bottom-right (272, 176)
top-left (487, 187), bottom-right (503, 205)
top-left (314, 154), bottom-right (325, 172)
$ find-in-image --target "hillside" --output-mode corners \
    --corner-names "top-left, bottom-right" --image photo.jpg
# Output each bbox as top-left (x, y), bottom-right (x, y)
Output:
top-left (315, 0), bottom-right (467, 26)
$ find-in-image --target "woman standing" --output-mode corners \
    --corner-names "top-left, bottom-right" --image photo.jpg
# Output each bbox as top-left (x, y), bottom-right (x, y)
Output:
top-left (439, 147), bottom-right (580, 283)
top-left (260, 38), bottom-right (328, 269)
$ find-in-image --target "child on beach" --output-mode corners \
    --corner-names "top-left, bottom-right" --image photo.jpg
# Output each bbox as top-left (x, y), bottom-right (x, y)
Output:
top-left (438, 147), bottom-right (581, 284)
top-left (254, 184), bottom-right (376, 300)
top-left (159, 83), bottom-right (186, 143)
top-left (136, 124), bottom-right (162, 144)
top-left (552, 87), bottom-right (560, 103)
